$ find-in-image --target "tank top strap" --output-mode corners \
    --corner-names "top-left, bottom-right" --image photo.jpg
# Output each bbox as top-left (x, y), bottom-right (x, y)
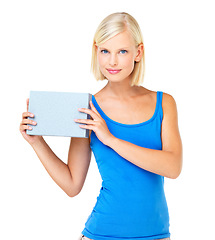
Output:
top-left (157, 91), bottom-right (164, 122)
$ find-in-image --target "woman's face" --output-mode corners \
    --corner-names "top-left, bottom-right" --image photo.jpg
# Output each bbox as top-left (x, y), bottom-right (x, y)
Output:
top-left (96, 30), bottom-right (143, 83)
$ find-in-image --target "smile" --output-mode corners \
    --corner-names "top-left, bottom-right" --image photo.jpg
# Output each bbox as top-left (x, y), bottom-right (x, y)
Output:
top-left (106, 69), bottom-right (122, 74)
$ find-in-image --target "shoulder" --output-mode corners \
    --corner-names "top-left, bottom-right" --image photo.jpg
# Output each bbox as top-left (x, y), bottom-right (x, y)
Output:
top-left (162, 92), bottom-right (176, 104)
top-left (161, 92), bottom-right (178, 122)
top-left (93, 91), bottom-right (105, 103)
top-left (162, 92), bottom-right (177, 110)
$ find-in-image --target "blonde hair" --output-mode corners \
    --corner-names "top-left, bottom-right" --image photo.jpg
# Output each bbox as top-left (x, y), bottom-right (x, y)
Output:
top-left (91, 12), bottom-right (145, 87)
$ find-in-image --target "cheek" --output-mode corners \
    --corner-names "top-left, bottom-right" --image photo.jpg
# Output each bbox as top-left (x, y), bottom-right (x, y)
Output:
top-left (97, 54), bottom-right (108, 76)
top-left (97, 54), bottom-right (106, 67)
top-left (121, 55), bottom-right (135, 70)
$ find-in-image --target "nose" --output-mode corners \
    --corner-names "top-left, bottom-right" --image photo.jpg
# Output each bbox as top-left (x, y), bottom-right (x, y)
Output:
top-left (109, 53), bottom-right (118, 67)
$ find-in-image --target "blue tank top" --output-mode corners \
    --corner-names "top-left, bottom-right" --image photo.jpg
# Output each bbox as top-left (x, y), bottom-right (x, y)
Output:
top-left (81, 91), bottom-right (170, 240)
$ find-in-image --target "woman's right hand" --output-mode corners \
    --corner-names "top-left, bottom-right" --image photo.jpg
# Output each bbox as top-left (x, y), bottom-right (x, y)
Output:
top-left (20, 98), bottom-right (43, 146)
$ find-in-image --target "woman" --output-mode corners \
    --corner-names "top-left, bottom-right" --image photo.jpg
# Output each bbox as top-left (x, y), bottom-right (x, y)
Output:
top-left (20, 12), bottom-right (182, 240)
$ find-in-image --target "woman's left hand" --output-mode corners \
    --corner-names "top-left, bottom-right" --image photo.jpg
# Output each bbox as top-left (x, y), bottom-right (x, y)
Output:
top-left (74, 100), bottom-right (114, 146)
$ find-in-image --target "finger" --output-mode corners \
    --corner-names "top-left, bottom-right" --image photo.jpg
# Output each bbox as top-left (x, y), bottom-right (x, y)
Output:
top-left (22, 112), bottom-right (34, 119)
top-left (89, 100), bottom-right (100, 116)
top-left (78, 123), bottom-right (95, 130)
top-left (21, 119), bottom-right (37, 125)
top-left (74, 119), bottom-right (97, 125)
top-left (79, 104), bottom-right (101, 120)
top-left (20, 123), bottom-right (33, 132)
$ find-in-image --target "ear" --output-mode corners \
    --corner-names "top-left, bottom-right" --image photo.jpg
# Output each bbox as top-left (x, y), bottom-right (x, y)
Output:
top-left (94, 42), bottom-right (98, 50)
top-left (134, 43), bottom-right (144, 62)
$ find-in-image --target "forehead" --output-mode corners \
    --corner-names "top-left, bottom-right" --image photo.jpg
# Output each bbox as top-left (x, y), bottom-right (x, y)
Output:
top-left (99, 30), bottom-right (135, 49)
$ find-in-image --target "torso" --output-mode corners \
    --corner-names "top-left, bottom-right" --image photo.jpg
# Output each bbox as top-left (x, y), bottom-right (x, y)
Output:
top-left (89, 86), bottom-right (157, 141)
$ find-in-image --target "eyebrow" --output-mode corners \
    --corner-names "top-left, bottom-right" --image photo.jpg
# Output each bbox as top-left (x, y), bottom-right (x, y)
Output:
top-left (99, 47), bottom-right (130, 51)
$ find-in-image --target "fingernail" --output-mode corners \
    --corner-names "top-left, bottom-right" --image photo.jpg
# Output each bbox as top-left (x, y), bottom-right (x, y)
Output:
top-left (30, 113), bottom-right (34, 117)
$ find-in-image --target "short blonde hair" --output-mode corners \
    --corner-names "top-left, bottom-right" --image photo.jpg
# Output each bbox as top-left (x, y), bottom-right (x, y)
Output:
top-left (91, 12), bottom-right (145, 87)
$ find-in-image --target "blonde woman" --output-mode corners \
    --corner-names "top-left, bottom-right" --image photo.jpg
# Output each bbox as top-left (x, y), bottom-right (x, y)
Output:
top-left (20, 12), bottom-right (182, 240)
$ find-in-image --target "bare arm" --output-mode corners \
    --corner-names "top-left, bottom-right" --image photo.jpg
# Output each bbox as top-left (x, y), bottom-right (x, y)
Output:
top-left (31, 135), bottom-right (92, 197)
top-left (67, 135), bottom-right (92, 195)
top-left (20, 98), bottom-right (92, 197)
top-left (106, 93), bottom-right (183, 179)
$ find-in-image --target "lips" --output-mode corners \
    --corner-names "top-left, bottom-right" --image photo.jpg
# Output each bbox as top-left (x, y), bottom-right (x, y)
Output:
top-left (106, 69), bottom-right (122, 74)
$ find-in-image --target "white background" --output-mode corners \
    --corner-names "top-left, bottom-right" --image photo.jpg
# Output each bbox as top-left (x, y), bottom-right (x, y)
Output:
top-left (1, 0), bottom-right (215, 239)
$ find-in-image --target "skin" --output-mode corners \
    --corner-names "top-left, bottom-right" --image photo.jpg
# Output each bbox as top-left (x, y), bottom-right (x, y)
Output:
top-left (20, 29), bottom-right (182, 198)
top-left (75, 30), bottom-right (182, 178)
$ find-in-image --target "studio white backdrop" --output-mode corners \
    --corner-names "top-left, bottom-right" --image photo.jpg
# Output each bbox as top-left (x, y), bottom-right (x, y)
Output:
top-left (1, 1), bottom-right (214, 239)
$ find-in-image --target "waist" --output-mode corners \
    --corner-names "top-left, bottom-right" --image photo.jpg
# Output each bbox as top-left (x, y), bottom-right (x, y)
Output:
top-left (82, 192), bottom-right (170, 239)
top-left (81, 236), bottom-right (171, 240)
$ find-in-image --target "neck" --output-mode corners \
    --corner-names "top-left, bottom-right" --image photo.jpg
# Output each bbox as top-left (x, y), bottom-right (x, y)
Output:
top-left (104, 79), bottom-right (140, 99)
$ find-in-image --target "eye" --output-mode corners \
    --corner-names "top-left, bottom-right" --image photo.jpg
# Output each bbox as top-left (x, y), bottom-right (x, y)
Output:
top-left (119, 50), bottom-right (127, 54)
top-left (101, 49), bottom-right (109, 54)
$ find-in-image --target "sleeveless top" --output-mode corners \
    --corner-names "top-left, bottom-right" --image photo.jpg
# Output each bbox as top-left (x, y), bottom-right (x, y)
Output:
top-left (81, 91), bottom-right (170, 240)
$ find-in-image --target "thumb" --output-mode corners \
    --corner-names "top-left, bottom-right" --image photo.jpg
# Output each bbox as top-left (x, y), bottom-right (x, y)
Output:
top-left (26, 98), bottom-right (29, 111)
top-left (90, 100), bottom-right (101, 117)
